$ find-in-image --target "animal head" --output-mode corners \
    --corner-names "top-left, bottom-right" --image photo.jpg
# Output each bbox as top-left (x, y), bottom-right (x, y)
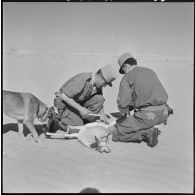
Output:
top-left (38, 106), bottom-right (55, 123)
top-left (45, 108), bottom-right (60, 132)
top-left (95, 139), bottom-right (111, 153)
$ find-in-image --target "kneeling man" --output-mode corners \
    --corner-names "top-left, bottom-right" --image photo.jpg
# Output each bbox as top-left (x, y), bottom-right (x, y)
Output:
top-left (49, 64), bottom-right (116, 131)
top-left (112, 53), bottom-right (173, 147)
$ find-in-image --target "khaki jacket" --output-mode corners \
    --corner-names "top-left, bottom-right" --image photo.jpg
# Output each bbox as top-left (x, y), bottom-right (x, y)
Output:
top-left (117, 66), bottom-right (168, 114)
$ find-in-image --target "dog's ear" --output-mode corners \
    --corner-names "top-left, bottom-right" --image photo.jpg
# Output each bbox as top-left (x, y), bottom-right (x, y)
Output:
top-left (90, 142), bottom-right (99, 148)
top-left (90, 136), bottom-right (99, 148)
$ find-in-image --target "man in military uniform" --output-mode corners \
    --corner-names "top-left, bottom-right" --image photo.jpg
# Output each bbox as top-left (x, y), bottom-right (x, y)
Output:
top-left (48, 64), bottom-right (117, 132)
top-left (112, 53), bottom-right (173, 147)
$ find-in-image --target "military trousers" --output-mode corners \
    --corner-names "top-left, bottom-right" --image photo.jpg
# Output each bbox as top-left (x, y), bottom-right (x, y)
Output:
top-left (54, 94), bottom-right (105, 127)
top-left (112, 104), bottom-right (171, 143)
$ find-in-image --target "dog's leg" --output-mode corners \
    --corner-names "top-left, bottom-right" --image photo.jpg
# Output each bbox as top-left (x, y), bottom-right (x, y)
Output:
top-left (64, 133), bottom-right (79, 138)
top-left (68, 125), bottom-right (84, 131)
top-left (17, 120), bottom-right (25, 139)
top-left (24, 119), bottom-right (41, 143)
top-left (24, 100), bottom-right (41, 143)
top-left (66, 125), bottom-right (84, 134)
top-left (45, 132), bottom-right (78, 139)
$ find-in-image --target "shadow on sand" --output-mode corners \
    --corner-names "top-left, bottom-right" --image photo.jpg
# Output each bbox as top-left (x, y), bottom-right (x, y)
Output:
top-left (3, 123), bottom-right (45, 136)
top-left (80, 187), bottom-right (100, 193)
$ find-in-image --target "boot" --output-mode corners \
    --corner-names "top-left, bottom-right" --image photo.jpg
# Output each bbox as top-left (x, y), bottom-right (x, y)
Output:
top-left (163, 105), bottom-right (173, 125)
top-left (168, 106), bottom-right (173, 116)
top-left (166, 104), bottom-right (173, 116)
top-left (141, 128), bottom-right (160, 148)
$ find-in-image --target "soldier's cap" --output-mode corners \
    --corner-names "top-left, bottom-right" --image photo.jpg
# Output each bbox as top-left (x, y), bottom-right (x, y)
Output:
top-left (118, 53), bottom-right (134, 74)
top-left (100, 64), bottom-right (117, 87)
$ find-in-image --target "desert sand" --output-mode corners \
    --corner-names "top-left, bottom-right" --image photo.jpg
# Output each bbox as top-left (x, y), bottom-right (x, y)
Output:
top-left (2, 53), bottom-right (193, 193)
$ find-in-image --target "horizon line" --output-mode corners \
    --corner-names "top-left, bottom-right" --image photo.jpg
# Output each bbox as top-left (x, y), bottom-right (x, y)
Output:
top-left (3, 50), bottom-right (193, 61)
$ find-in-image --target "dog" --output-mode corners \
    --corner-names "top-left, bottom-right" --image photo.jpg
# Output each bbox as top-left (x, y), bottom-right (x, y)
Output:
top-left (3, 90), bottom-right (54, 143)
top-left (45, 115), bottom-right (125, 153)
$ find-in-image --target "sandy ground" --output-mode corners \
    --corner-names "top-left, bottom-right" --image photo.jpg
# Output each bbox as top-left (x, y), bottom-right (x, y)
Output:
top-left (2, 55), bottom-right (193, 193)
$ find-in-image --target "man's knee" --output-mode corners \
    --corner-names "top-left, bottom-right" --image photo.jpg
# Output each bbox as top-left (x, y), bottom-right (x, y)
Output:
top-left (96, 95), bottom-right (105, 105)
top-left (112, 127), bottom-right (142, 143)
top-left (61, 114), bottom-right (84, 126)
top-left (117, 116), bottom-right (140, 134)
top-left (86, 94), bottom-right (105, 112)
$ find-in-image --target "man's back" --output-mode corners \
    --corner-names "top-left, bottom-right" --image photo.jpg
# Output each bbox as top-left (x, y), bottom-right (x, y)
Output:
top-left (120, 66), bottom-right (168, 109)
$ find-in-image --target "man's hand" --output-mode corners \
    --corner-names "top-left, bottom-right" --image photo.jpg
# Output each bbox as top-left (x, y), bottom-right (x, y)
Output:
top-left (79, 107), bottom-right (92, 118)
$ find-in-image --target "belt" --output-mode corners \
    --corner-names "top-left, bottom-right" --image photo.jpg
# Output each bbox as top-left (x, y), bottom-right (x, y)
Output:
top-left (138, 104), bottom-right (167, 112)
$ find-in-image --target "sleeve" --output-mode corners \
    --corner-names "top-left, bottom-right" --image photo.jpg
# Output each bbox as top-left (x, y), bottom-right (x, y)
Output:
top-left (96, 87), bottom-right (103, 95)
top-left (117, 76), bottom-right (134, 114)
top-left (60, 73), bottom-right (86, 98)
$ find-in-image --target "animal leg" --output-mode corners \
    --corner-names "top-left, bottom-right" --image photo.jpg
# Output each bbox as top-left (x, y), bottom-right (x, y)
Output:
top-left (63, 133), bottom-right (79, 138)
top-left (24, 119), bottom-right (41, 143)
top-left (45, 131), bottom-right (79, 139)
top-left (66, 125), bottom-right (84, 134)
top-left (17, 120), bottom-right (25, 139)
top-left (23, 98), bottom-right (41, 143)
top-left (68, 125), bottom-right (84, 131)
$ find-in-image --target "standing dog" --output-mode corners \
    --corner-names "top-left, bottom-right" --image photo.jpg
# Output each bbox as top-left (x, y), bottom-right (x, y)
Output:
top-left (3, 90), bottom-right (54, 143)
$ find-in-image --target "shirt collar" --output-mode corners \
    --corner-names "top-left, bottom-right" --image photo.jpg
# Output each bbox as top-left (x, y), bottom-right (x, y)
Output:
top-left (125, 65), bottom-right (137, 74)
top-left (129, 65), bottom-right (137, 72)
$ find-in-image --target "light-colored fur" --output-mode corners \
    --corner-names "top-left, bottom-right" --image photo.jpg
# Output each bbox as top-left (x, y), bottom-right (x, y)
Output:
top-left (3, 90), bottom-right (49, 143)
top-left (46, 120), bottom-right (117, 153)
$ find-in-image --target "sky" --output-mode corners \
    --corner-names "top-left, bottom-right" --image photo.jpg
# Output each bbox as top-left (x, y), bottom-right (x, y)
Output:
top-left (3, 2), bottom-right (194, 58)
